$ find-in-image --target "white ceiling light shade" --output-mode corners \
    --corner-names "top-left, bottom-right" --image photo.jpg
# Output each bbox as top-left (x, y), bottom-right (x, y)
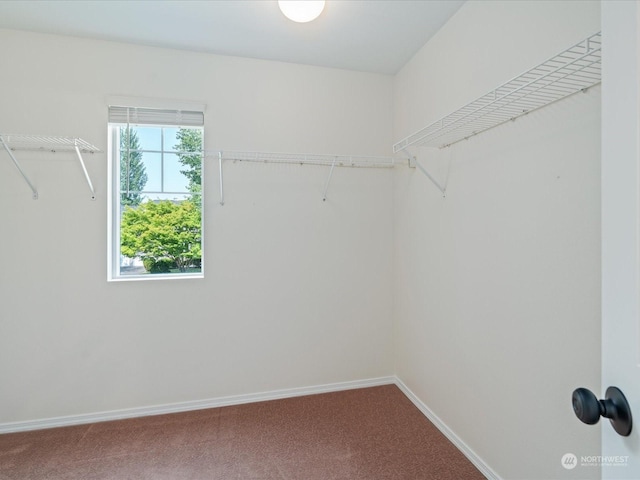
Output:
top-left (278, 0), bottom-right (325, 23)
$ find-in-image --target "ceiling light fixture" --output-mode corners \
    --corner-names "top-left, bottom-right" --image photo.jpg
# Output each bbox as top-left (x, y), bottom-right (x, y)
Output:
top-left (278, 0), bottom-right (325, 23)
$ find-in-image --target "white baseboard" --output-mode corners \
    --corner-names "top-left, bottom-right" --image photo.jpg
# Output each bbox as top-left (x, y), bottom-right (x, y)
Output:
top-left (394, 377), bottom-right (501, 480)
top-left (0, 376), bottom-right (396, 434)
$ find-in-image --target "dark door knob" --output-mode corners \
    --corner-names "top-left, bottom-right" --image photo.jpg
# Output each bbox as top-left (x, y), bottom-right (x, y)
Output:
top-left (572, 386), bottom-right (633, 437)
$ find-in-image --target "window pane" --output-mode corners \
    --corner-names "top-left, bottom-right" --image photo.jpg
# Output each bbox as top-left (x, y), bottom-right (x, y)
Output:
top-left (172, 128), bottom-right (203, 153)
top-left (138, 152), bottom-right (161, 192)
top-left (120, 149), bottom-right (149, 194)
top-left (133, 126), bottom-right (162, 151)
top-left (119, 197), bottom-right (202, 276)
top-left (164, 153), bottom-right (198, 193)
top-left (164, 127), bottom-right (179, 151)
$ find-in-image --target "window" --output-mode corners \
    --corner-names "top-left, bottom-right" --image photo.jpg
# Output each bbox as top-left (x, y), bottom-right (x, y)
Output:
top-left (108, 105), bottom-right (204, 280)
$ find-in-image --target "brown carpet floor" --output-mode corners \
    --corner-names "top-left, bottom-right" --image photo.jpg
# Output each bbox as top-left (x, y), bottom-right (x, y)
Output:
top-left (0, 385), bottom-right (485, 479)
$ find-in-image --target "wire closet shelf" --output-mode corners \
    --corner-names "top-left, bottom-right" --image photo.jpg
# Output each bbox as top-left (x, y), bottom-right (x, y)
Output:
top-left (0, 134), bottom-right (100, 153)
top-left (208, 150), bottom-right (396, 205)
top-left (393, 32), bottom-right (602, 152)
top-left (0, 133), bottom-right (101, 200)
top-left (210, 150), bottom-right (396, 168)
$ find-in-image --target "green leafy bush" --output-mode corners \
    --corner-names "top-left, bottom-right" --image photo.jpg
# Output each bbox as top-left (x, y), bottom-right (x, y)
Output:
top-left (142, 257), bottom-right (176, 274)
top-left (121, 200), bottom-right (202, 272)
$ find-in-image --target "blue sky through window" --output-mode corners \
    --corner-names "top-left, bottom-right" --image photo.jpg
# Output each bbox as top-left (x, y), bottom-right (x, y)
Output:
top-left (123, 125), bottom-right (202, 201)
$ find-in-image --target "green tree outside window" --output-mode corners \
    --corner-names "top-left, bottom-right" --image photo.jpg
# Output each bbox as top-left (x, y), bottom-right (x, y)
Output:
top-left (120, 126), bottom-right (147, 207)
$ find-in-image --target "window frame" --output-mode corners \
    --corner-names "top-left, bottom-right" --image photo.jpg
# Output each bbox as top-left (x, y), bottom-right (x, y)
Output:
top-left (107, 114), bottom-right (204, 282)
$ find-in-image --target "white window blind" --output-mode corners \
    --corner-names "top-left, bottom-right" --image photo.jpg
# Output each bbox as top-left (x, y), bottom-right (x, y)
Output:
top-left (108, 106), bottom-right (204, 127)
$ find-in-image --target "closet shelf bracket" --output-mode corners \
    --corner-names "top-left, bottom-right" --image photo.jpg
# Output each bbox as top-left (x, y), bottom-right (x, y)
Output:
top-left (401, 147), bottom-right (447, 197)
top-left (0, 134), bottom-right (38, 199)
top-left (0, 134), bottom-right (100, 200)
top-left (218, 151), bottom-right (224, 206)
top-left (73, 142), bottom-right (96, 200)
top-left (322, 157), bottom-right (338, 201)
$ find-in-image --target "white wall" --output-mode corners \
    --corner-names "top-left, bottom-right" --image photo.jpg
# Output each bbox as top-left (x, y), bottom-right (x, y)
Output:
top-left (0, 29), bottom-right (395, 423)
top-left (393, 1), bottom-right (602, 479)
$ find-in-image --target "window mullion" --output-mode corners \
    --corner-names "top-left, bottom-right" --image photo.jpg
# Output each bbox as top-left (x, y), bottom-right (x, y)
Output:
top-left (125, 125), bottom-right (131, 196)
top-left (160, 128), bottom-right (165, 193)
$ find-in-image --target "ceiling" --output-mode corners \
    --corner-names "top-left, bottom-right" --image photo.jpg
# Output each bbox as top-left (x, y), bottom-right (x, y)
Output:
top-left (0, 0), bottom-right (465, 75)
